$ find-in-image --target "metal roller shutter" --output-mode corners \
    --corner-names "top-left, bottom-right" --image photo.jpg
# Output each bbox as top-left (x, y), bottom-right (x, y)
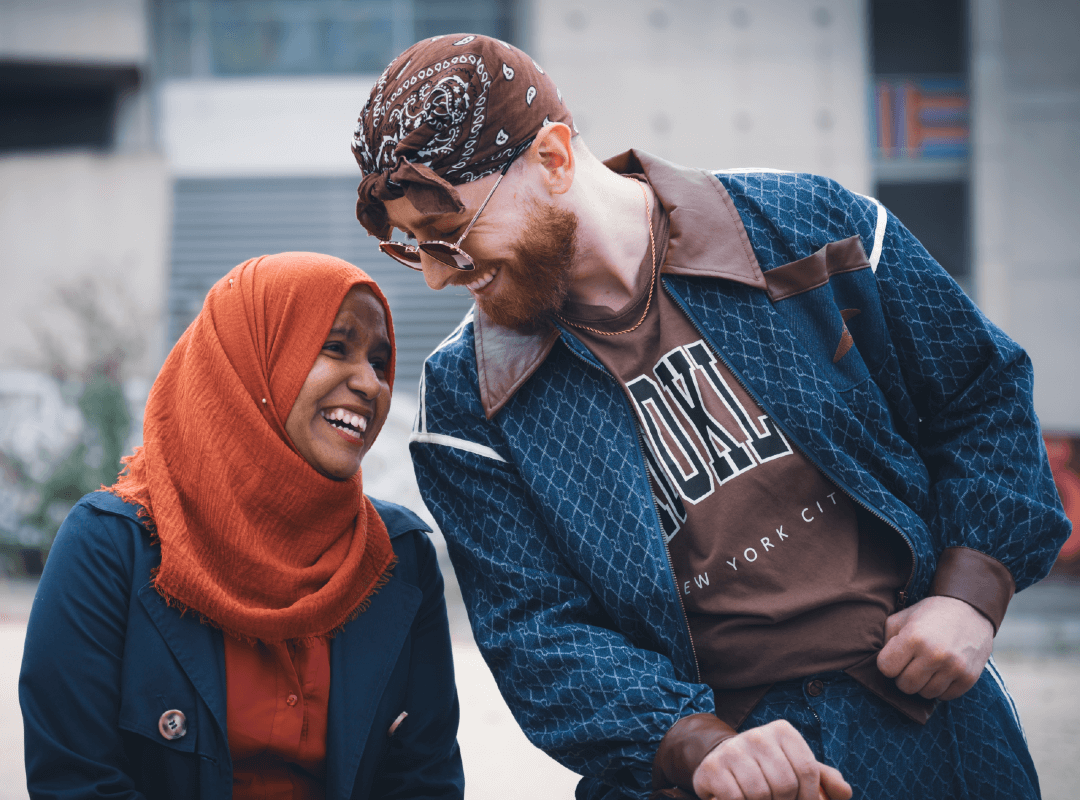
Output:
top-left (168, 177), bottom-right (476, 394)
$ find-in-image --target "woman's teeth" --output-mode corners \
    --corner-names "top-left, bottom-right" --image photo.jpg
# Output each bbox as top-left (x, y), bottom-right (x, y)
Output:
top-left (465, 267), bottom-right (498, 292)
top-left (323, 408), bottom-right (367, 432)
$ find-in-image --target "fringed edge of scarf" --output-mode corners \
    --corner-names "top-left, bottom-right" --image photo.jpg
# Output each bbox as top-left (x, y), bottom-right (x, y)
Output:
top-left (147, 553), bottom-right (399, 646)
top-left (102, 450), bottom-right (159, 539)
top-left (100, 487), bottom-right (158, 545)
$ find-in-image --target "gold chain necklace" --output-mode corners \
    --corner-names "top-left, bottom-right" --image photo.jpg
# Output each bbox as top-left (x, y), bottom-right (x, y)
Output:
top-left (554, 180), bottom-right (656, 336)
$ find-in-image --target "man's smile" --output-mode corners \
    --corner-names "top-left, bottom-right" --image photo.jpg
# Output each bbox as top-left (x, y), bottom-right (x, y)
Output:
top-left (464, 265), bottom-right (500, 294)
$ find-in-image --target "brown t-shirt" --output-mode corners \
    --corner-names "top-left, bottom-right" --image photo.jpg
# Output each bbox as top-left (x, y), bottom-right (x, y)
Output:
top-left (558, 184), bottom-right (923, 726)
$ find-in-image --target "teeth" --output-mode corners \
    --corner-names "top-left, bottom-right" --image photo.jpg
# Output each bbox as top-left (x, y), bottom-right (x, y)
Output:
top-left (465, 267), bottom-right (498, 292)
top-left (322, 409), bottom-right (367, 434)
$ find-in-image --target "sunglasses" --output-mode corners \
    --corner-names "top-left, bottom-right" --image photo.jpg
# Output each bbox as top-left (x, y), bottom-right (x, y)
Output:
top-left (378, 137), bottom-right (535, 272)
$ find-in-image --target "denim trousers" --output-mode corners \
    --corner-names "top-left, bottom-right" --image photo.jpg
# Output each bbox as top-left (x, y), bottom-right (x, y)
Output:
top-left (740, 658), bottom-right (1040, 799)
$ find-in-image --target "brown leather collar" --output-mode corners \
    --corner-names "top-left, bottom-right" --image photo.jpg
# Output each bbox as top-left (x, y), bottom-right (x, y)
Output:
top-left (475, 149), bottom-right (766, 419)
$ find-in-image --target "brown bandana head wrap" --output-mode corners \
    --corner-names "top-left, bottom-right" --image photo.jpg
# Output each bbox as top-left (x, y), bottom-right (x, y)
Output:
top-left (352, 33), bottom-right (575, 239)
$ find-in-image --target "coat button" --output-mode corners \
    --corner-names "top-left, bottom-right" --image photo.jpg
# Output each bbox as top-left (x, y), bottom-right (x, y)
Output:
top-left (806, 679), bottom-right (824, 697)
top-left (286, 693), bottom-right (299, 707)
top-left (158, 709), bottom-right (187, 740)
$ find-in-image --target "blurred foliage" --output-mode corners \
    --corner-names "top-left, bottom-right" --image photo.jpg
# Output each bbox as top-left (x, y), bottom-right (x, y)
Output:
top-left (19, 364), bottom-right (131, 538)
top-left (0, 278), bottom-right (141, 575)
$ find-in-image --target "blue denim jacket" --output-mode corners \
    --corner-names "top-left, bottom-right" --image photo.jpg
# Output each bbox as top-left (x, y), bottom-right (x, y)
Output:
top-left (409, 151), bottom-right (1069, 799)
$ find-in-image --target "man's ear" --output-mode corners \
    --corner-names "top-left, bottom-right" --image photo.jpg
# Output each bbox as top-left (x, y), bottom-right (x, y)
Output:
top-left (531, 123), bottom-right (575, 195)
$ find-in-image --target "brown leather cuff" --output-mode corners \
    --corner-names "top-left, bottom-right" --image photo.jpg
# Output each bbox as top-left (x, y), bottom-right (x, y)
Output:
top-left (651, 713), bottom-right (738, 797)
top-left (929, 546), bottom-right (1016, 633)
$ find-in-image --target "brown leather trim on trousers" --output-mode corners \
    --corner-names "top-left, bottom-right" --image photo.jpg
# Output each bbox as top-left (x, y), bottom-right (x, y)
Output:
top-left (651, 713), bottom-right (737, 798)
top-left (929, 546), bottom-right (1016, 633)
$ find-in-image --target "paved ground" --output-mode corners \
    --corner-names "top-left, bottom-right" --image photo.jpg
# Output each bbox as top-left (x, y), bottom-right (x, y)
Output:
top-left (991, 651), bottom-right (1080, 800)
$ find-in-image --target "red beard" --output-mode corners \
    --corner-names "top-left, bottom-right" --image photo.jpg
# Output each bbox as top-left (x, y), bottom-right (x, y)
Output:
top-left (471, 198), bottom-right (578, 332)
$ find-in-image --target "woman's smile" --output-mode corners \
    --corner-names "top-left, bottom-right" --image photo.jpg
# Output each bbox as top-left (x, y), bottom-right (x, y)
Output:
top-left (321, 406), bottom-right (370, 441)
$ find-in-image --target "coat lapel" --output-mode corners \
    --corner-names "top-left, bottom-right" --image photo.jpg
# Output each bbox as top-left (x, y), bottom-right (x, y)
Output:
top-left (325, 572), bottom-right (422, 799)
top-left (138, 583), bottom-right (228, 738)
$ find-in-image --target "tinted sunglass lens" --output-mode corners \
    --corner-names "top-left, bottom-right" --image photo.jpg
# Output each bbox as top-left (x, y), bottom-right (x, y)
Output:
top-left (380, 242), bottom-right (424, 270)
top-left (421, 243), bottom-right (474, 270)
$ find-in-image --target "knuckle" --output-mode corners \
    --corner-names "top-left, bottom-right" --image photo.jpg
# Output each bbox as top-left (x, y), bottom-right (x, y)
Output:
top-left (942, 652), bottom-right (965, 672)
top-left (770, 719), bottom-right (796, 736)
top-left (721, 736), bottom-right (749, 761)
top-left (922, 645), bottom-right (946, 667)
top-left (909, 631), bottom-right (931, 651)
top-left (744, 728), bottom-right (768, 746)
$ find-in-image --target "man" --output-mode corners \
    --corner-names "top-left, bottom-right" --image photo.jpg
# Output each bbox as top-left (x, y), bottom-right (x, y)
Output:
top-left (352, 34), bottom-right (1069, 800)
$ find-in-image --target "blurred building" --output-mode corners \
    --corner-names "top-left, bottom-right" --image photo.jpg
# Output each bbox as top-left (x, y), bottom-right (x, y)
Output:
top-left (0, 0), bottom-right (167, 375)
top-left (1, 0), bottom-right (1078, 560)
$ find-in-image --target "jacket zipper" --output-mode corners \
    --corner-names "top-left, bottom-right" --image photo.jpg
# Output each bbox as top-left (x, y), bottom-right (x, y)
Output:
top-left (635, 425), bottom-right (704, 682)
top-left (661, 282), bottom-right (917, 609)
top-left (558, 334), bottom-right (704, 683)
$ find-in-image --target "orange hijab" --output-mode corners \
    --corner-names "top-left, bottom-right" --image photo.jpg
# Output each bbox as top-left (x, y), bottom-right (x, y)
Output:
top-left (110, 252), bottom-right (396, 642)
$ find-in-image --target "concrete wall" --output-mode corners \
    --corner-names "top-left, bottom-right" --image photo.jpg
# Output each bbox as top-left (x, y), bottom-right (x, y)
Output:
top-left (0, 0), bottom-right (147, 62)
top-left (0, 0), bottom-right (165, 379)
top-left (160, 0), bottom-right (872, 191)
top-left (972, 0), bottom-right (1080, 430)
top-left (160, 77), bottom-right (376, 177)
top-left (530, 0), bottom-right (872, 194)
top-left (0, 153), bottom-right (171, 378)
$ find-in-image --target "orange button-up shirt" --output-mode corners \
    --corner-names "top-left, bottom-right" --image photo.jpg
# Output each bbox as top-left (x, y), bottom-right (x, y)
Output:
top-left (224, 634), bottom-right (331, 800)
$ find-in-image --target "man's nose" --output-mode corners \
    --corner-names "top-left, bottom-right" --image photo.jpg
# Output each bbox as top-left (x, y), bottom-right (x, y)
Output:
top-left (420, 252), bottom-right (460, 290)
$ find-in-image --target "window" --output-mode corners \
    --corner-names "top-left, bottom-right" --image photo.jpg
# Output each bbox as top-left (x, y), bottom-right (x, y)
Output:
top-left (871, 0), bottom-right (970, 288)
top-left (153, 0), bottom-right (522, 79)
top-left (0, 62), bottom-right (139, 153)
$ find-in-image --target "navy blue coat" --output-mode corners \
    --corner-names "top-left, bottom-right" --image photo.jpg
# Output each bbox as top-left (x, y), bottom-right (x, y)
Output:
top-left (20, 491), bottom-right (464, 800)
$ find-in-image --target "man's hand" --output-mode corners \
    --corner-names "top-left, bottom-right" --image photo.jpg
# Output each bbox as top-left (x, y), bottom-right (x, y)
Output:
top-left (691, 720), bottom-right (852, 800)
top-left (877, 595), bottom-right (993, 700)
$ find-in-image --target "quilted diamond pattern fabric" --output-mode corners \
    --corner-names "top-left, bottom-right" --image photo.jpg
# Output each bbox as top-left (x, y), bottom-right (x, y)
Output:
top-left (741, 661), bottom-right (1038, 798)
top-left (410, 168), bottom-right (1070, 800)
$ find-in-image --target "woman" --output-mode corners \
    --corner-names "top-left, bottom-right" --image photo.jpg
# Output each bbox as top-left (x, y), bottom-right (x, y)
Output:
top-left (19, 252), bottom-right (464, 799)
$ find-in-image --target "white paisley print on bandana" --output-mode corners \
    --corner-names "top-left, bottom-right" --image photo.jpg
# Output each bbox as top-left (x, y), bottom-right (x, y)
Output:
top-left (352, 33), bottom-right (575, 239)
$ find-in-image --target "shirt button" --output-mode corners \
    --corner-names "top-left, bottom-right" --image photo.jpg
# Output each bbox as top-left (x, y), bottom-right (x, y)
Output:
top-left (806, 679), bottom-right (824, 697)
top-left (158, 709), bottom-right (187, 740)
top-left (286, 694), bottom-right (299, 707)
